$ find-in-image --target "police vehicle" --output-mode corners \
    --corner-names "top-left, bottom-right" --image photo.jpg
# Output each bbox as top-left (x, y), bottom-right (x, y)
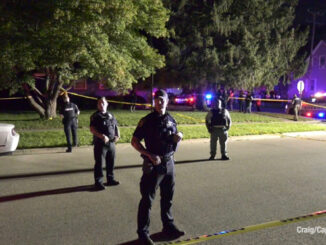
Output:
top-left (285, 92), bottom-right (326, 119)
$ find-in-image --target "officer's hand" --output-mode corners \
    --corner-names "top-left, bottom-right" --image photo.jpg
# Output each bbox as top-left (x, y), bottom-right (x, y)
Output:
top-left (103, 135), bottom-right (110, 144)
top-left (173, 132), bottom-right (183, 143)
top-left (149, 154), bottom-right (161, 166)
top-left (113, 136), bottom-right (120, 143)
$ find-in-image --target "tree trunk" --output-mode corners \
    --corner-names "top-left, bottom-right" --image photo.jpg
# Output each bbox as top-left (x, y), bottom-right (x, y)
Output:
top-left (23, 73), bottom-right (62, 119)
top-left (45, 98), bottom-right (57, 119)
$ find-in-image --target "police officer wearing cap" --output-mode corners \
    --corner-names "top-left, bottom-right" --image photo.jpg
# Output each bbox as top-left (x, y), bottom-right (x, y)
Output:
top-left (292, 94), bottom-right (301, 121)
top-left (131, 89), bottom-right (185, 245)
top-left (90, 97), bottom-right (120, 191)
top-left (206, 99), bottom-right (232, 160)
top-left (59, 94), bottom-right (80, 153)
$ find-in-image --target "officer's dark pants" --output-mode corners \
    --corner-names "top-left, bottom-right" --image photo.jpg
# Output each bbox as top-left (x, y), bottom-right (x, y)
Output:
top-left (245, 103), bottom-right (252, 113)
top-left (93, 142), bottom-right (115, 184)
top-left (294, 105), bottom-right (300, 121)
top-left (137, 158), bottom-right (175, 238)
top-left (64, 119), bottom-right (77, 149)
top-left (210, 127), bottom-right (228, 157)
top-left (239, 101), bottom-right (245, 112)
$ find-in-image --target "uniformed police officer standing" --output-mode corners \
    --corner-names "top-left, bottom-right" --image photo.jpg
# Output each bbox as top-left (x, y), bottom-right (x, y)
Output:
top-left (59, 94), bottom-right (80, 153)
top-left (90, 97), bottom-right (120, 191)
top-left (131, 89), bottom-right (185, 245)
top-left (292, 94), bottom-right (302, 121)
top-left (245, 92), bottom-right (253, 113)
top-left (206, 99), bottom-right (232, 160)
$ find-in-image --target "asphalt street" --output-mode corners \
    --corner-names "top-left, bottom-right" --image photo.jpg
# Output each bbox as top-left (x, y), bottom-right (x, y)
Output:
top-left (1, 133), bottom-right (326, 245)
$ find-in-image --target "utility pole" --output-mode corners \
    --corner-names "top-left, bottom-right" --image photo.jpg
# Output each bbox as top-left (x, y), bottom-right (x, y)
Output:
top-left (307, 9), bottom-right (322, 71)
top-left (306, 9), bottom-right (322, 98)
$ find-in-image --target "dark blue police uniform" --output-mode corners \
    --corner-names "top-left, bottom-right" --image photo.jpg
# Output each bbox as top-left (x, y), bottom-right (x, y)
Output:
top-left (133, 110), bottom-right (179, 238)
top-left (60, 102), bottom-right (79, 151)
top-left (90, 111), bottom-right (119, 185)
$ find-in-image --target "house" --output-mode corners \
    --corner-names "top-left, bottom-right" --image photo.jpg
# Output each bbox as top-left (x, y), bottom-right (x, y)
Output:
top-left (287, 40), bottom-right (326, 99)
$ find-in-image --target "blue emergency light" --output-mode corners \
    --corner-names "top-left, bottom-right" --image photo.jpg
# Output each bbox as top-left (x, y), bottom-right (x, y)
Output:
top-left (205, 93), bottom-right (212, 100)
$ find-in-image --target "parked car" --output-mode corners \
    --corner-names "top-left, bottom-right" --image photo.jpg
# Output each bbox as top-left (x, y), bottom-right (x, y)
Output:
top-left (172, 94), bottom-right (196, 107)
top-left (0, 123), bottom-right (19, 154)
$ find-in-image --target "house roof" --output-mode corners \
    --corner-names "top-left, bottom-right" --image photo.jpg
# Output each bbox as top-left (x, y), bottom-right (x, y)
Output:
top-left (305, 40), bottom-right (326, 63)
top-left (312, 40), bottom-right (326, 56)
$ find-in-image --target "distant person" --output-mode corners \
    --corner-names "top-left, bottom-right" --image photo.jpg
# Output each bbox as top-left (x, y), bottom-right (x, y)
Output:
top-left (90, 97), bottom-right (120, 191)
top-left (239, 90), bottom-right (245, 112)
top-left (219, 89), bottom-right (228, 109)
top-left (131, 89), bottom-right (185, 245)
top-left (206, 99), bottom-right (232, 160)
top-left (130, 89), bottom-right (137, 112)
top-left (256, 95), bottom-right (261, 112)
top-left (292, 94), bottom-right (302, 121)
top-left (227, 89), bottom-right (234, 111)
top-left (245, 92), bottom-right (253, 113)
top-left (59, 94), bottom-right (80, 153)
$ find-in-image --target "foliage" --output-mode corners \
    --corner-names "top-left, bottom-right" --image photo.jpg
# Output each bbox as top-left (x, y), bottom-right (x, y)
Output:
top-left (0, 0), bottom-right (168, 118)
top-left (162, 0), bottom-right (309, 90)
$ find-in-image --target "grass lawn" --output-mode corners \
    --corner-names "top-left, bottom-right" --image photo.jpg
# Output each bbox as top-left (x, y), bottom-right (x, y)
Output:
top-left (1, 110), bottom-right (325, 149)
top-left (0, 110), bottom-right (287, 129)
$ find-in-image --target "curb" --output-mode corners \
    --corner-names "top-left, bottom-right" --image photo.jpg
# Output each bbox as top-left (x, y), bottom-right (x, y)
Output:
top-left (12, 131), bottom-right (326, 156)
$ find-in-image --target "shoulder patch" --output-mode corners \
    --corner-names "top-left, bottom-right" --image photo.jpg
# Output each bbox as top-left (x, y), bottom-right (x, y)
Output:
top-left (167, 120), bottom-right (174, 127)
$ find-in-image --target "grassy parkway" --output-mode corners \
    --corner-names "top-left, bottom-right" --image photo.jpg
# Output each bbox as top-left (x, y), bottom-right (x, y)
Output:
top-left (1, 132), bottom-right (326, 245)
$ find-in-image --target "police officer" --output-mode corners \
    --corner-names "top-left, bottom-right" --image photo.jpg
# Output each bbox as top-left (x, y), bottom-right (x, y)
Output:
top-left (292, 94), bottom-right (302, 121)
top-left (59, 94), bottom-right (80, 153)
top-left (90, 97), bottom-right (120, 191)
top-left (239, 90), bottom-right (245, 112)
top-left (131, 89), bottom-right (185, 245)
top-left (245, 92), bottom-right (253, 113)
top-left (206, 99), bottom-right (232, 160)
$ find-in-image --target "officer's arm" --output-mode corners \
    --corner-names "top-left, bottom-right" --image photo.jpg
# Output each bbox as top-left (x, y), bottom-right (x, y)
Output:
top-left (115, 125), bottom-right (120, 138)
top-left (75, 105), bottom-right (80, 115)
top-left (205, 112), bottom-right (212, 131)
top-left (131, 136), bottom-right (161, 165)
top-left (90, 126), bottom-right (109, 143)
top-left (113, 125), bottom-right (120, 142)
top-left (226, 111), bottom-right (232, 130)
top-left (131, 136), bottom-right (149, 157)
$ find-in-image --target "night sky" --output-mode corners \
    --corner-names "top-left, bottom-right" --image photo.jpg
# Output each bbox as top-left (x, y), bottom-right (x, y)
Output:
top-left (296, 0), bottom-right (326, 38)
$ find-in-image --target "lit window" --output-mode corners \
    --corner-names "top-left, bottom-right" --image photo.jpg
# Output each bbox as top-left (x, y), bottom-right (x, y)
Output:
top-left (73, 79), bottom-right (87, 90)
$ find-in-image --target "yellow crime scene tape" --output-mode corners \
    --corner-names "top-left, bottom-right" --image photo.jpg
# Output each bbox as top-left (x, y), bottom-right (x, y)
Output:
top-left (0, 96), bottom-right (32, 100)
top-left (2, 92), bottom-right (326, 111)
top-left (63, 91), bottom-right (152, 107)
top-left (303, 101), bottom-right (326, 109)
top-left (163, 210), bottom-right (326, 245)
top-left (234, 97), bottom-right (291, 103)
